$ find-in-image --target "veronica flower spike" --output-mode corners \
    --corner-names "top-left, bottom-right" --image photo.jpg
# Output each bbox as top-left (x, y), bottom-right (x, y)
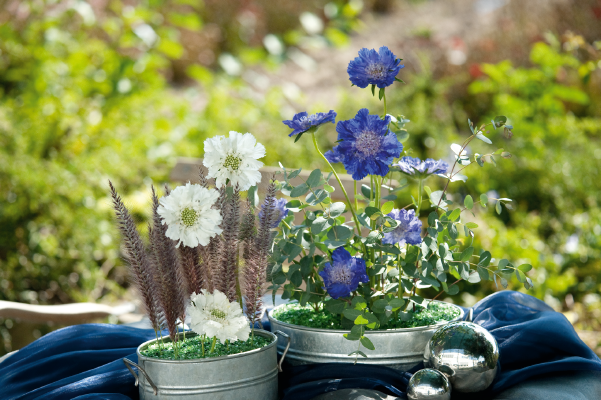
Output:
top-left (347, 46), bottom-right (404, 89)
top-left (283, 110), bottom-right (337, 137)
top-left (325, 108), bottom-right (403, 180)
top-left (319, 247), bottom-right (369, 299)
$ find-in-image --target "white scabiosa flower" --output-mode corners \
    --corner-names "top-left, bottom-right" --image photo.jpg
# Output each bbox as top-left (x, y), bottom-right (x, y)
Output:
top-left (188, 289), bottom-right (251, 343)
top-left (157, 183), bottom-right (223, 248)
top-left (203, 131), bottom-right (266, 191)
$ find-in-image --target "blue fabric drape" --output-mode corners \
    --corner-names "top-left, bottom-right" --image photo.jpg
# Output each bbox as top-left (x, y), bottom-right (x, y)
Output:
top-left (1, 291), bottom-right (599, 400)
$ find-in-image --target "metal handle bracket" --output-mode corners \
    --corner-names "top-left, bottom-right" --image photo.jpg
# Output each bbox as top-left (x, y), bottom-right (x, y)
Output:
top-left (123, 358), bottom-right (158, 395)
top-left (273, 330), bottom-right (291, 372)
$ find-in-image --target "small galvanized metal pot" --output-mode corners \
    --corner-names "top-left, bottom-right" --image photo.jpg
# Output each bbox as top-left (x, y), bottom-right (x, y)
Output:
top-left (268, 301), bottom-right (463, 371)
top-left (123, 329), bottom-right (290, 400)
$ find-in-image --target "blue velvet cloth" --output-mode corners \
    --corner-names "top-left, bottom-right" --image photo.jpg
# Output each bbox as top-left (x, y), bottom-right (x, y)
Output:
top-left (1, 291), bottom-right (600, 400)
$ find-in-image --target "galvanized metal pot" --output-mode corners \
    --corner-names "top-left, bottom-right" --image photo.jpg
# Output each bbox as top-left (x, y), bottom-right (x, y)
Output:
top-left (123, 329), bottom-right (290, 399)
top-left (268, 301), bottom-right (463, 371)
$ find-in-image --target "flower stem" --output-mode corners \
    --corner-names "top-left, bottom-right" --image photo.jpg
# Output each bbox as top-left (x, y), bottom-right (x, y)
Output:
top-left (202, 335), bottom-right (206, 357)
top-left (311, 133), bottom-right (362, 236)
top-left (383, 91), bottom-right (387, 118)
top-left (210, 336), bottom-right (217, 354)
top-left (354, 180), bottom-right (358, 210)
top-left (416, 179), bottom-right (424, 217)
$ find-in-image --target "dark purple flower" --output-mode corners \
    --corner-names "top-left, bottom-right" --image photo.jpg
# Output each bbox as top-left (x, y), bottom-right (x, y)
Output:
top-left (397, 157), bottom-right (449, 178)
top-left (347, 46), bottom-right (404, 89)
top-left (283, 110), bottom-right (337, 137)
top-left (382, 209), bottom-right (422, 246)
top-left (259, 197), bottom-right (288, 228)
top-left (319, 247), bottom-right (369, 299)
top-left (324, 108), bottom-right (403, 180)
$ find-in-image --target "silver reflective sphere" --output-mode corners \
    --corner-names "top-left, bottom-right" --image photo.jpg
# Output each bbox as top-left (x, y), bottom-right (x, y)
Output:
top-left (407, 368), bottom-right (451, 400)
top-left (424, 321), bottom-right (499, 393)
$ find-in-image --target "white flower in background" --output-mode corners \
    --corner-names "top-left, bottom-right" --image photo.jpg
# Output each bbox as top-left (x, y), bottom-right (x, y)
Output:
top-left (203, 131), bottom-right (266, 191)
top-left (157, 183), bottom-right (223, 248)
top-left (188, 289), bottom-right (250, 343)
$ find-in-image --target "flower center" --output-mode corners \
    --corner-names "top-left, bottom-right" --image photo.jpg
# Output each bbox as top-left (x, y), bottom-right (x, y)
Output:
top-left (366, 62), bottom-right (387, 79)
top-left (224, 154), bottom-right (242, 170)
top-left (210, 308), bottom-right (226, 320)
top-left (355, 130), bottom-right (382, 157)
top-left (180, 207), bottom-right (198, 227)
top-left (330, 265), bottom-right (352, 285)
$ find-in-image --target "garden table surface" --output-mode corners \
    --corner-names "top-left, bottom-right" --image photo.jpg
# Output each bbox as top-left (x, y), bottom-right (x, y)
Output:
top-left (1, 291), bottom-right (601, 400)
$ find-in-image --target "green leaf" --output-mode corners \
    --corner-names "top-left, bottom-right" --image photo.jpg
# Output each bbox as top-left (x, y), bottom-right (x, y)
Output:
top-left (310, 217), bottom-right (331, 234)
top-left (389, 298), bottom-right (405, 311)
top-left (329, 202), bottom-right (346, 217)
top-left (493, 115), bottom-right (507, 127)
top-left (428, 211), bottom-right (438, 227)
top-left (324, 299), bottom-right (346, 314)
top-left (442, 282), bottom-right (460, 295)
top-left (515, 269), bottom-right (527, 283)
top-left (449, 208), bottom-right (462, 221)
top-left (381, 201), bottom-right (394, 215)
top-left (464, 195), bottom-right (474, 209)
top-left (465, 222), bottom-right (478, 229)
top-left (372, 299), bottom-right (389, 313)
top-left (518, 264), bottom-right (533, 273)
top-left (307, 169), bottom-right (322, 188)
top-left (475, 133), bottom-right (493, 144)
top-left (365, 206), bottom-right (382, 219)
top-left (351, 295), bottom-right (367, 310)
top-left (477, 266), bottom-right (489, 281)
top-left (354, 314), bottom-right (369, 324)
top-left (287, 168), bottom-right (302, 180)
top-left (496, 201), bottom-right (502, 214)
top-left (286, 200), bottom-right (302, 209)
top-left (478, 251), bottom-right (492, 267)
top-left (371, 84), bottom-right (376, 97)
top-left (324, 184), bottom-right (335, 193)
top-left (410, 295), bottom-right (427, 307)
top-left (461, 247), bottom-right (474, 262)
top-left (395, 130), bottom-right (410, 143)
top-left (480, 194), bottom-right (488, 207)
top-left (360, 336), bottom-right (375, 350)
top-left (290, 183), bottom-right (310, 197)
top-left (361, 185), bottom-right (373, 199)
top-left (343, 309), bottom-right (362, 321)
top-left (500, 277), bottom-right (508, 288)
top-left (379, 87), bottom-right (385, 100)
top-left (327, 225), bottom-right (353, 241)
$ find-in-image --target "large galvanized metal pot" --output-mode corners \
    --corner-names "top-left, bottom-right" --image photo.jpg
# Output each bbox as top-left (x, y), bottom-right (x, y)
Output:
top-left (268, 301), bottom-right (464, 371)
top-left (123, 329), bottom-right (289, 400)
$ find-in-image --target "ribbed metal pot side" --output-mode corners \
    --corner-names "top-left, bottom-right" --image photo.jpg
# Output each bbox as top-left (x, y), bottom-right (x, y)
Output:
top-left (268, 301), bottom-right (464, 371)
top-left (135, 329), bottom-right (278, 400)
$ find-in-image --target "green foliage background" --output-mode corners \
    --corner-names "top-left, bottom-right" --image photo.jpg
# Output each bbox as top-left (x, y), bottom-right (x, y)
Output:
top-left (0, 0), bottom-right (600, 354)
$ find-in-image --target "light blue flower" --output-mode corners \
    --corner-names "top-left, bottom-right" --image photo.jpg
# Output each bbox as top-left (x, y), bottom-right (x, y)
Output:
top-left (347, 46), bottom-right (404, 89)
top-left (382, 209), bottom-right (422, 246)
top-left (396, 157), bottom-right (449, 179)
top-left (283, 110), bottom-right (337, 137)
top-left (325, 108), bottom-right (403, 180)
top-left (319, 247), bottom-right (369, 299)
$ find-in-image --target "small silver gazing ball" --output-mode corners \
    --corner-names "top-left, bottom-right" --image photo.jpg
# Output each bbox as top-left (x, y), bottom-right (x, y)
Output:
top-left (407, 368), bottom-right (451, 400)
top-left (424, 321), bottom-right (499, 393)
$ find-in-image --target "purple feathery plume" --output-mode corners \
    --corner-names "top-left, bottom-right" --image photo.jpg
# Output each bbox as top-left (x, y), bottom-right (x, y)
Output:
top-left (243, 177), bottom-right (277, 324)
top-left (109, 181), bottom-right (162, 333)
top-left (150, 185), bottom-right (186, 343)
top-left (239, 198), bottom-right (257, 260)
top-left (177, 245), bottom-right (203, 296)
top-left (219, 186), bottom-right (241, 303)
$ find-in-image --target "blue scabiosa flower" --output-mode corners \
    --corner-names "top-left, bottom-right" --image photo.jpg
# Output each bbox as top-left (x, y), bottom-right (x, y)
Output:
top-left (396, 157), bottom-right (449, 179)
top-left (259, 197), bottom-right (289, 228)
top-left (283, 110), bottom-right (337, 137)
top-left (324, 108), bottom-right (403, 180)
top-left (347, 46), bottom-right (404, 89)
top-left (319, 247), bottom-right (369, 299)
top-left (382, 209), bottom-right (422, 246)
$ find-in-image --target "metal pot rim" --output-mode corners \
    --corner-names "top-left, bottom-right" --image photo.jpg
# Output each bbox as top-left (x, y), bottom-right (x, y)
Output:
top-left (267, 300), bottom-right (464, 334)
top-left (136, 329), bottom-right (277, 364)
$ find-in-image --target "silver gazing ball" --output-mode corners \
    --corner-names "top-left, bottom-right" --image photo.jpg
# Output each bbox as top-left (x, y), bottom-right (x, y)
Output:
top-left (424, 321), bottom-right (499, 393)
top-left (407, 368), bottom-right (451, 400)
